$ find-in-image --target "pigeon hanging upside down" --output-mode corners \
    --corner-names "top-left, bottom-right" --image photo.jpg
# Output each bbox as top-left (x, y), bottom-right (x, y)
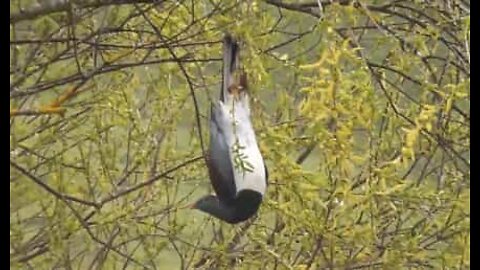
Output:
top-left (191, 34), bottom-right (268, 224)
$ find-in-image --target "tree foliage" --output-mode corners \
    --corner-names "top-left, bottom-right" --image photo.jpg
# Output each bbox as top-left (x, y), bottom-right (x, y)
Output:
top-left (10, 0), bottom-right (469, 269)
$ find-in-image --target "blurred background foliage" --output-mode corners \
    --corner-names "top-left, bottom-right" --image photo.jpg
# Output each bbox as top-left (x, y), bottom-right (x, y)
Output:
top-left (10, 0), bottom-right (469, 269)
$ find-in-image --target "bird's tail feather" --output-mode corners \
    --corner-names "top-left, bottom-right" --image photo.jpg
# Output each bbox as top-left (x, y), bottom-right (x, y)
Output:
top-left (222, 34), bottom-right (239, 102)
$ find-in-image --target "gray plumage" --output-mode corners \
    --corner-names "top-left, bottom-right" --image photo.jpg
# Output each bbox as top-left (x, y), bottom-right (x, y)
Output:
top-left (192, 34), bottom-right (267, 224)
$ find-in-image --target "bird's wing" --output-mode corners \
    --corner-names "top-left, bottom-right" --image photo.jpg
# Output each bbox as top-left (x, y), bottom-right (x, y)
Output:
top-left (207, 104), bottom-right (237, 204)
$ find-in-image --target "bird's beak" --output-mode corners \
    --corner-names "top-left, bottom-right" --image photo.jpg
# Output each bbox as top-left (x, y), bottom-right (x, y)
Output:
top-left (177, 203), bottom-right (196, 210)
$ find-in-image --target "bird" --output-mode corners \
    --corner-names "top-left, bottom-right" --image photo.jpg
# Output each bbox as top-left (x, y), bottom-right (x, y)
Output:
top-left (191, 34), bottom-right (268, 224)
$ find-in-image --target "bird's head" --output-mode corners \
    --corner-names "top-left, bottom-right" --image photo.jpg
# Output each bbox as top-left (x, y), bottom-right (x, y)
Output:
top-left (191, 190), bottom-right (263, 224)
top-left (191, 195), bottom-right (238, 224)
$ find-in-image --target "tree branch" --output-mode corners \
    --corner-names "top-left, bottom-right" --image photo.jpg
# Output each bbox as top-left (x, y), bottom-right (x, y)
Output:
top-left (11, 0), bottom-right (163, 24)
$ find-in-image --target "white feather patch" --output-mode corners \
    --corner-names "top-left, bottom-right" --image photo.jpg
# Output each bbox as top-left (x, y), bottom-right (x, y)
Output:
top-left (218, 94), bottom-right (267, 195)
